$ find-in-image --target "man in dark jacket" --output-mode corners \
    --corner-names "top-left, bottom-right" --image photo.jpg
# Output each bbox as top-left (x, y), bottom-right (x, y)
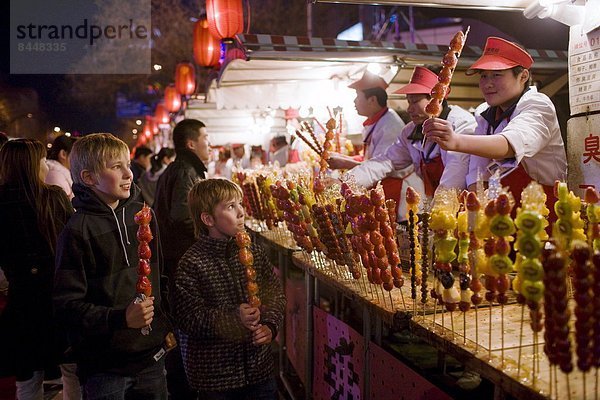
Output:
top-left (154, 119), bottom-right (209, 282)
top-left (153, 118), bottom-right (209, 400)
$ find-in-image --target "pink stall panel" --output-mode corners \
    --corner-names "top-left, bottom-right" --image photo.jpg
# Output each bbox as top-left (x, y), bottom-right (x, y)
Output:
top-left (369, 341), bottom-right (452, 400)
top-left (313, 306), bottom-right (365, 400)
top-left (285, 276), bottom-right (307, 384)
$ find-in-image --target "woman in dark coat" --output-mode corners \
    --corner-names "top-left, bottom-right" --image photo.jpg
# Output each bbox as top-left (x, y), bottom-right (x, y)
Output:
top-left (0, 139), bottom-right (74, 399)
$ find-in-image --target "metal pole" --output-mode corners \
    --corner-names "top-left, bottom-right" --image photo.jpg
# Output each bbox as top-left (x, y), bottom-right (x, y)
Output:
top-left (409, 6), bottom-right (415, 43)
top-left (307, 1), bottom-right (313, 38)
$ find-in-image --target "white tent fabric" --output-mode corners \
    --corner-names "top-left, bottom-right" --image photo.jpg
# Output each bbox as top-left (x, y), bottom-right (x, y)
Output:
top-left (207, 34), bottom-right (567, 111)
top-left (185, 100), bottom-right (287, 146)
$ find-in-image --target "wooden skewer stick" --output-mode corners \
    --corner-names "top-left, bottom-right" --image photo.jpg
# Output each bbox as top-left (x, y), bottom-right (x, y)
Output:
top-left (326, 106), bottom-right (334, 119)
top-left (314, 119), bottom-right (328, 142)
top-left (302, 121), bottom-right (324, 154)
top-left (294, 129), bottom-right (322, 156)
top-left (501, 304), bottom-right (505, 368)
top-left (337, 112), bottom-right (343, 153)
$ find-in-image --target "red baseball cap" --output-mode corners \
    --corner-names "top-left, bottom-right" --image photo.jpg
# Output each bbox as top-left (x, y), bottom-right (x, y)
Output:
top-left (393, 66), bottom-right (438, 95)
top-left (466, 37), bottom-right (534, 75)
top-left (348, 70), bottom-right (389, 90)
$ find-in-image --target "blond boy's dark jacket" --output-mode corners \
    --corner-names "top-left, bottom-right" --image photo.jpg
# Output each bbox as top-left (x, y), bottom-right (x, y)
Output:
top-left (173, 233), bottom-right (285, 391)
top-left (53, 183), bottom-right (171, 379)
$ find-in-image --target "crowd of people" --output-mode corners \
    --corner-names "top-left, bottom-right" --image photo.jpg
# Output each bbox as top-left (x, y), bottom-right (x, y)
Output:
top-left (0, 34), bottom-right (569, 400)
top-left (0, 122), bottom-right (285, 400)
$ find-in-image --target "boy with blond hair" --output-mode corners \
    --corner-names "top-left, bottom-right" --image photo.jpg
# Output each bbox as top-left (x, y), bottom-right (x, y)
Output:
top-left (172, 178), bottom-right (285, 399)
top-left (53, 133), bottom-right (172, 399)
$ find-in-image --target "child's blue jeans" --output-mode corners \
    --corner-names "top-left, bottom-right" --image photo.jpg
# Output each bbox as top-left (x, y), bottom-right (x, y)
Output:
top-left (81, 359), bottom-right (167, 400)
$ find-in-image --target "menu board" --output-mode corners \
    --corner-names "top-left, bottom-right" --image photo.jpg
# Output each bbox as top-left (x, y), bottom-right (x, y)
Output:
top-left (569, 26), bottom-right (600, 115)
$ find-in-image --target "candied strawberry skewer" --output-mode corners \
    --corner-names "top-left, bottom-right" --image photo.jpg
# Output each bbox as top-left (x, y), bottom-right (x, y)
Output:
top-left (134, 203), bottom-right (153, 335)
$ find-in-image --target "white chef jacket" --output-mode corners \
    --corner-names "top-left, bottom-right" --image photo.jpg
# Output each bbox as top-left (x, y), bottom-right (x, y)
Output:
top-left (349, 105), bottom-right (476, 190)
top-left (466, 86), bottom-right (567, 187)
top-left (363, 109), bottom-right (405, 160)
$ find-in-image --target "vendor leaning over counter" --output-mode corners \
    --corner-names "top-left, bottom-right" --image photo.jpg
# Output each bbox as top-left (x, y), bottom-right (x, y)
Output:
top-left (342, 66), bottom-right (477, 220)
top-left (423, 37), bottom-right (567, 220)
top-left (328, 69), bottom-right (408, 218)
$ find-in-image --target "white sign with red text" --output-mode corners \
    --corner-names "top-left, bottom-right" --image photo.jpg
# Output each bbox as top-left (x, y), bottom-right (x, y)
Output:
top-left (567, 114), bottom-right (600, 198)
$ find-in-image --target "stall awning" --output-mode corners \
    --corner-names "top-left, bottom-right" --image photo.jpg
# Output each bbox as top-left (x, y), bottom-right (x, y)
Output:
top-left (207, 34), bottom-right (568, 110)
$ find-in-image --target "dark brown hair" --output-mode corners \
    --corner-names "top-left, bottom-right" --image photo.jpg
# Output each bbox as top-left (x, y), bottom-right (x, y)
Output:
top-left (0, 139), bottom-right (73, 253)
top-left (362, 87), bottom-right (388, 107)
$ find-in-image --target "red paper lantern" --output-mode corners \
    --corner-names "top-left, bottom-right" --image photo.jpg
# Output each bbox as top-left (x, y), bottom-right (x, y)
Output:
top-left (175, 62), bottom-right (196, 96)
top-left (154, 103), bottom-right (170, 125)
top-left (194, 19), bottom-right (221, 68)
top-left (206, 0), bottom-right (244, 42)
top-left (164, 85), bottom-right (181, 113)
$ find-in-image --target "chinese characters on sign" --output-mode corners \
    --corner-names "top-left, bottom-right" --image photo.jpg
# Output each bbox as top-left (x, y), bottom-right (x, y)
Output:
top-left (569, 26), bottom-right (600, 115)
top-left (567, 115), bottom-right (600, 197)
top-left (583, 133), bottom-right (600, 164)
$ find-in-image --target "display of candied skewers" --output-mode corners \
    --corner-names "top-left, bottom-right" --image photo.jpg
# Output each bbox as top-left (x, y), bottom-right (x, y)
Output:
top-left (456, 191), bottom-right (473, 314)
top-left (429, 188), bottom-right (460, 313)
top-left (237, 152), bottom-right (600, 399)
top-left (584, 187), bottom-right (600, 251)
top-left (406, 187), bottom-right (422, 316)
top-left (553, 181), bottom-right (586, 252)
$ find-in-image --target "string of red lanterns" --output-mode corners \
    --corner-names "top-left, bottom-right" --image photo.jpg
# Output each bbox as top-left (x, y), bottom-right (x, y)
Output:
top-left (135, 0), bottom-right (244, 148)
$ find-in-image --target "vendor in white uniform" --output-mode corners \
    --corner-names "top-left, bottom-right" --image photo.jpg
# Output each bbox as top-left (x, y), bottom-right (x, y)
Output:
top-left (328, 70), bottom-right (406, 218)
top-left (423, 37), bottom-right (567, 222)
top-left (346, 66), bottom-right (476, 219)
top-left (329, 70), bottom-right (405, 167)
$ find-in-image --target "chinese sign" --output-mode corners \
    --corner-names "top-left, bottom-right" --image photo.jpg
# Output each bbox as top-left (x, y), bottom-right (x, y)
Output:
top-left (569, 26), bottom-right (600, 115)
top-left (313, 306), bottom-right (364, 400)
top-left (369, 341), bottom-right (452, 400)
top-left (567, 114), bottom-right (600, 198)
top-left (285, 276), bottom-right (307, 384)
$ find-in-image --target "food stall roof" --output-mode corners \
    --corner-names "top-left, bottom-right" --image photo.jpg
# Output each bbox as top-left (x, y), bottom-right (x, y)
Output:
top-left (207, 34), bottom-right (568, 110)
top-left (313, 0), bottom-right (531, 11)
